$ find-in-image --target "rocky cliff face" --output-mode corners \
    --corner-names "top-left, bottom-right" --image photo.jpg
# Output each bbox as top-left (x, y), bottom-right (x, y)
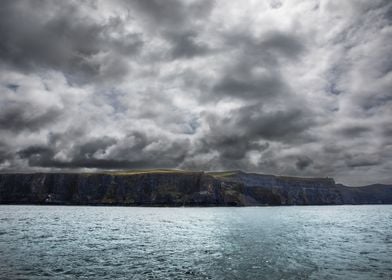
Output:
top-left (0, 171), bottom-right (391, 206)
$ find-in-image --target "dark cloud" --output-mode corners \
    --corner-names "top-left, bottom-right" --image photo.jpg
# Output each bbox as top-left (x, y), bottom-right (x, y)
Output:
top-left (209, 30), bottom-right (305, 101)
top-left (0, 0), bottom-right (143, 83)
top-left (128, 0), bottom-right (213, 28)
top-left (77, 137), bottom-right (118, 159)
top-left (345, 153), bottom-right (381, 168)
top-left (166, 31), bottom-right (210, 59)
top-left (295, 156), bottom-right (313, 171)
top-left (0, 101), bottom-right (61, 132)
top-left (382, 123), bottom-right (392, 138)
top-left (18, 144), bottom-right (138, 169)
top-left (213, 71), bottom-right (286, 100)
top-left (205, 103), bottom-right (314, 142)
top-left (18, 146), bottom-right (53, 161)
top-left (191, 101), bottom-right (314, 166)
top-left (199, 133), bottom-right (269, 161)
top-left (224, 31), bottom-right (305, 62)
top-left (122, 0), bottom-right (214, 59)
top-left (17, 131), bottom-right (190, 170)
top-left (385, 3), bottom-right (392, 23)
top-left (337, 125), bottom-right (372, 137)
top-left (5, 84), bottom-right (19, 92)
top-left (259, 31), bottom-right (305, 59)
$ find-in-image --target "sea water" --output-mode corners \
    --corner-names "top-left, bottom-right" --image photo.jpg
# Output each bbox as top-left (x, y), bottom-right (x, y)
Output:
top-left (0, 205), bottom-right (391, 279)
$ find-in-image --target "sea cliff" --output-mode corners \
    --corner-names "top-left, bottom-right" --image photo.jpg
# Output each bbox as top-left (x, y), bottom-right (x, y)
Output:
top-left (0, 170), bottom-right (391, 206)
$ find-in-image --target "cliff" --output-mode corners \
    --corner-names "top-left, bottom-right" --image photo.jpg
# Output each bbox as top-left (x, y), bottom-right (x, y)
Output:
top-left (0, 170), bottom-right (391, 206)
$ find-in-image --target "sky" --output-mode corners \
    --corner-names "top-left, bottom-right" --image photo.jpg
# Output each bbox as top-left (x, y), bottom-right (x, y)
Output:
top-left (0, 0), bottom-right (391, 186)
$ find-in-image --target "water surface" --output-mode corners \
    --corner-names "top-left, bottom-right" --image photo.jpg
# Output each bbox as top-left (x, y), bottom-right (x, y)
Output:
top-left (0, 205), bottom-right (391, 279)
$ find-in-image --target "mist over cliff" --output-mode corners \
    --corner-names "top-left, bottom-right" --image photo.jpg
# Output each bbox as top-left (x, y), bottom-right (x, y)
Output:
top-left (1, 170), bottom-right (391, 206)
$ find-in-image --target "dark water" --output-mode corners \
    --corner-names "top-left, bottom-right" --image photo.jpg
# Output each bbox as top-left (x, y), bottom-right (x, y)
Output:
top-left (0, 205), bottom-right (391, 280)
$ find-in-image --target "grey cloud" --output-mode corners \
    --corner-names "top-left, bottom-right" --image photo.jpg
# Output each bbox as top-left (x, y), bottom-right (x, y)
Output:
top-left (382, 123), bottom-right (392, 138)
top-left (17, 130), bottom-right (190, 170)
top-left (0, 0), bottom-right (143, 83)
top-left (128, 0), bottom-right (213, 28)
top-left (200, 133), bottom-right (269, 161)
top-left (230, 103), bottom-right (314, 142)
top-left (295, 156), bottom-right (313, 171)
top-left (5, 84), bottom-right (19, 92)
top-left (224, 31), bottom-right (305, 62)
top-left (0, 101), bottom-right (61, 132)
top-left (166, 31), bottom-right (210, 59)
top-left (345, 153), bottom-right (381, 168)
top-left (125, 0), bottom-right (214, 59)
top-left (77, 137), bottom-right (118, 159)
top-left (18, 146), bottom-right (53, 161)
top-left (18, 144), bottom-right (137, 169)
top-left (108, 131), bottom-right (190, 168)
top-left (213, 72), bottom-right (286, 100)
top-left (337, 125), bottom-right (372, 138)
top-left (192, 102), bottom-right (314, 166)
top-left (385, 3), bottom-right (392, 23)
top-left (0, 141), bottom-right (12, 164)
top-left (129, 0), bottom-right (187, 27)
top-left (209, 31), bottom-right (305, 100)
top-left (260, 31), bottom-right (305, 59)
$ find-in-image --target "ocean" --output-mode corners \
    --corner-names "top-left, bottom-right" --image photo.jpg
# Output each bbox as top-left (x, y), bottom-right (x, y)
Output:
top-left (0, 205), bottom-right (391, 279)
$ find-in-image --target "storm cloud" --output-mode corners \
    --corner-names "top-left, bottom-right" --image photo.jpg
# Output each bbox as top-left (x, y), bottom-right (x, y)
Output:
top-left (0, 0), bottom-right (391, 186)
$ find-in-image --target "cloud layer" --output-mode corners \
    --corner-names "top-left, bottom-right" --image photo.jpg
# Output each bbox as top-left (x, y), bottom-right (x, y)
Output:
top-left (0, 0), bottom-right (391, 185)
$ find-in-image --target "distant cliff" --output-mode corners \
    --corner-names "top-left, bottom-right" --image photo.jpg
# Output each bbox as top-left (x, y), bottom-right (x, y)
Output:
top-left (0, 170), bottom-right (391, 206)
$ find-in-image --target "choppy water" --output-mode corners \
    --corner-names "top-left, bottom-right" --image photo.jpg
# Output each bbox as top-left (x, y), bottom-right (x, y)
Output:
top-left (0, 205), bottom-right (391, 279)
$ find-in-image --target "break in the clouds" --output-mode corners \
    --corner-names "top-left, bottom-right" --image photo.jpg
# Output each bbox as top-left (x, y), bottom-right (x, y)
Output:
top-left (0, 0), bottom-right (391, 186)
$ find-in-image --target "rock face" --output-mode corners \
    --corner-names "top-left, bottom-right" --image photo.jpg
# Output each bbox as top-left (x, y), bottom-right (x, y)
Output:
top-left (0, 171), bottom-right (391, 206)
